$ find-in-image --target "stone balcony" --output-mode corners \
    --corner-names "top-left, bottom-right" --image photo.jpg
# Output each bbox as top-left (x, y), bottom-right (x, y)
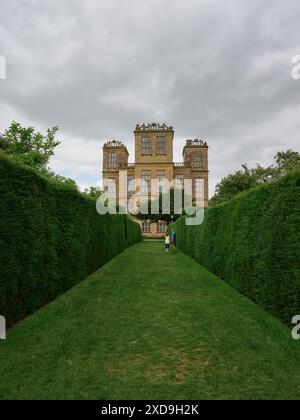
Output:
top-left (119, 163), bottom-right (135, 169)
top-left (173, 162), bottom-right (191, 168)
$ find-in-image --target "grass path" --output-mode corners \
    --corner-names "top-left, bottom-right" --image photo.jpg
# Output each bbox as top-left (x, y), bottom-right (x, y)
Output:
top-left (1, 241), bottom-right (300, 400)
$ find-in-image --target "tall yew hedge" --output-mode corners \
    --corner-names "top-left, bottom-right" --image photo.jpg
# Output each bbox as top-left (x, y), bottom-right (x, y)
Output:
top-left (172, 171), bottom-right (300, 324)
top-left (0, 155), bottom-right (141, 326)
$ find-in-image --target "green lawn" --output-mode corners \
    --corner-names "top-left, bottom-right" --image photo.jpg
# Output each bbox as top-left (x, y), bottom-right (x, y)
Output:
top-left (1, 241), bottom-right (300, 400)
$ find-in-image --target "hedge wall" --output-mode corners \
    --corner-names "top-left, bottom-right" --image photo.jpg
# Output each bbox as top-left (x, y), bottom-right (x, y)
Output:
top-left (171, 171), bottom-right (300, 324)
top-left (0, 155), bottom-right (142, 326)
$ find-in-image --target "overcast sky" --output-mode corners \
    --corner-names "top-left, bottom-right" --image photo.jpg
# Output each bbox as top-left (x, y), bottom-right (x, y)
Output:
top-left (0, 0), bottom-right (299, 196)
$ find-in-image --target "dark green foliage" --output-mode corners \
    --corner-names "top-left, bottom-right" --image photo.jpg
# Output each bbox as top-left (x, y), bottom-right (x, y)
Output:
top-left (83, 186), bottom-right (103, 198)
top-left (210, 150), bottom-right (300, 206)
top-left (0, 155), bottom-right (141, 326)
top-left (171, 171), bottom-right (300, 324)
top-left (124, 214), bottom-right (143, 247)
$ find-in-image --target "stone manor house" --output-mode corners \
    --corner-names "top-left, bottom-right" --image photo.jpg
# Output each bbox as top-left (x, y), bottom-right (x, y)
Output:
top-left (102, 123), bottom-right (209, 236)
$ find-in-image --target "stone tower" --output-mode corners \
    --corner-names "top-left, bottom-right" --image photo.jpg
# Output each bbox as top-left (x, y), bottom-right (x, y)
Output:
top-left (182, 139), bottom-right (209, 207)
top-left (134, 123), bottom-right (175, 192)
top-left (102, 140), bottom-right (129, 199)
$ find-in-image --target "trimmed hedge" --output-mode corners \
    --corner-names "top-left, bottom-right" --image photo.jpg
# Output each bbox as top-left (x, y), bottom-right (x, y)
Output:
top-left (171, 171), bottom-right (300, 324)
top-left (0, 155), bottom-right (141, 326)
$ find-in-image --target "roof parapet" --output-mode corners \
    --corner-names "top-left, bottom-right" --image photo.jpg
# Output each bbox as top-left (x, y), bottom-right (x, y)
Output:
top-left (135, 122), bottom-right (173, 132)
top-left (185, 139), bottom-right (208, 147)
top-left (103, 140), bottom-right (127, 149)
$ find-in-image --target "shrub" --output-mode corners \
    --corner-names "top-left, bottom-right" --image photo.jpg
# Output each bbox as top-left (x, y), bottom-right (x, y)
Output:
top-left (171, 171), bottom-right (300, 324)
top-left (0, 155), bottom-right (141, 326)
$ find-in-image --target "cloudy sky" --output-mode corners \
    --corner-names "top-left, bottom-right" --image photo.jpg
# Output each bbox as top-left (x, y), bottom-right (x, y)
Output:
top-left (0, 0), bottom-right (299, 196)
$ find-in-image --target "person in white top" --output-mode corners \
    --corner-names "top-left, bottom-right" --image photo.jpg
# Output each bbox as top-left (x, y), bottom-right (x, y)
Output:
top-left (165, 234), bottom-right (170, 252)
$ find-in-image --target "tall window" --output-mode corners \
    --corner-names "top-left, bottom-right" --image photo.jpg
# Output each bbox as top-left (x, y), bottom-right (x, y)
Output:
top-left (157, 170), bottom-right (167, 193)
top-left (108, 153), bottom-right (117, 169)
top-left (193, 151), bottom-right (202, 168)
top-left (128, 176), bottom-right (135, 194)
top-left (142, 137), bottom-right (152, 155)
top-left (157, 221), bottom-right (166, 234)
top-left (141, 170), bottom-right (151, 194)
top-left (195, 178), bottom-right (204, 200)
top-left (156, 137), bottom-right (166, 155)
top-left (175, 175), bottom-right (184, 189)
top-left (142, 222), bottom-right (151, 234)
top-left (107, 178), bottom-right (116, 199)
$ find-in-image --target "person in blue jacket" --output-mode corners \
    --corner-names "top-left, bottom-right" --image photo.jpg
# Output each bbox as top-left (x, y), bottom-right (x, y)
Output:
top-left (171, 229), bottom-right (177, 251)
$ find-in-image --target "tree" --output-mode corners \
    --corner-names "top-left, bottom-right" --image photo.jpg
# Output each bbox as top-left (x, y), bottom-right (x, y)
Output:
top-left (0, 121), bottom-right (60, 170)
top-left (210, 150), bottom-right (300, 206)
top-left (83, 186), bottom-right (103, 199)
top-left (210, 165), bottom-right (256, 206)
top-left (0, 121), bottom-right (79, 190)
top-left (275, 150), bottom-right (300, 176)
top-left (133, 188), bottom-right (188, 225)
top-left (44, 170), bottom-right (78, 190)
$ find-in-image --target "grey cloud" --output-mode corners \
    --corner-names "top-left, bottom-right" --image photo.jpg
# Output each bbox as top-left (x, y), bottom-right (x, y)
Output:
top-left (0, 0), bottom-right (300, 196)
